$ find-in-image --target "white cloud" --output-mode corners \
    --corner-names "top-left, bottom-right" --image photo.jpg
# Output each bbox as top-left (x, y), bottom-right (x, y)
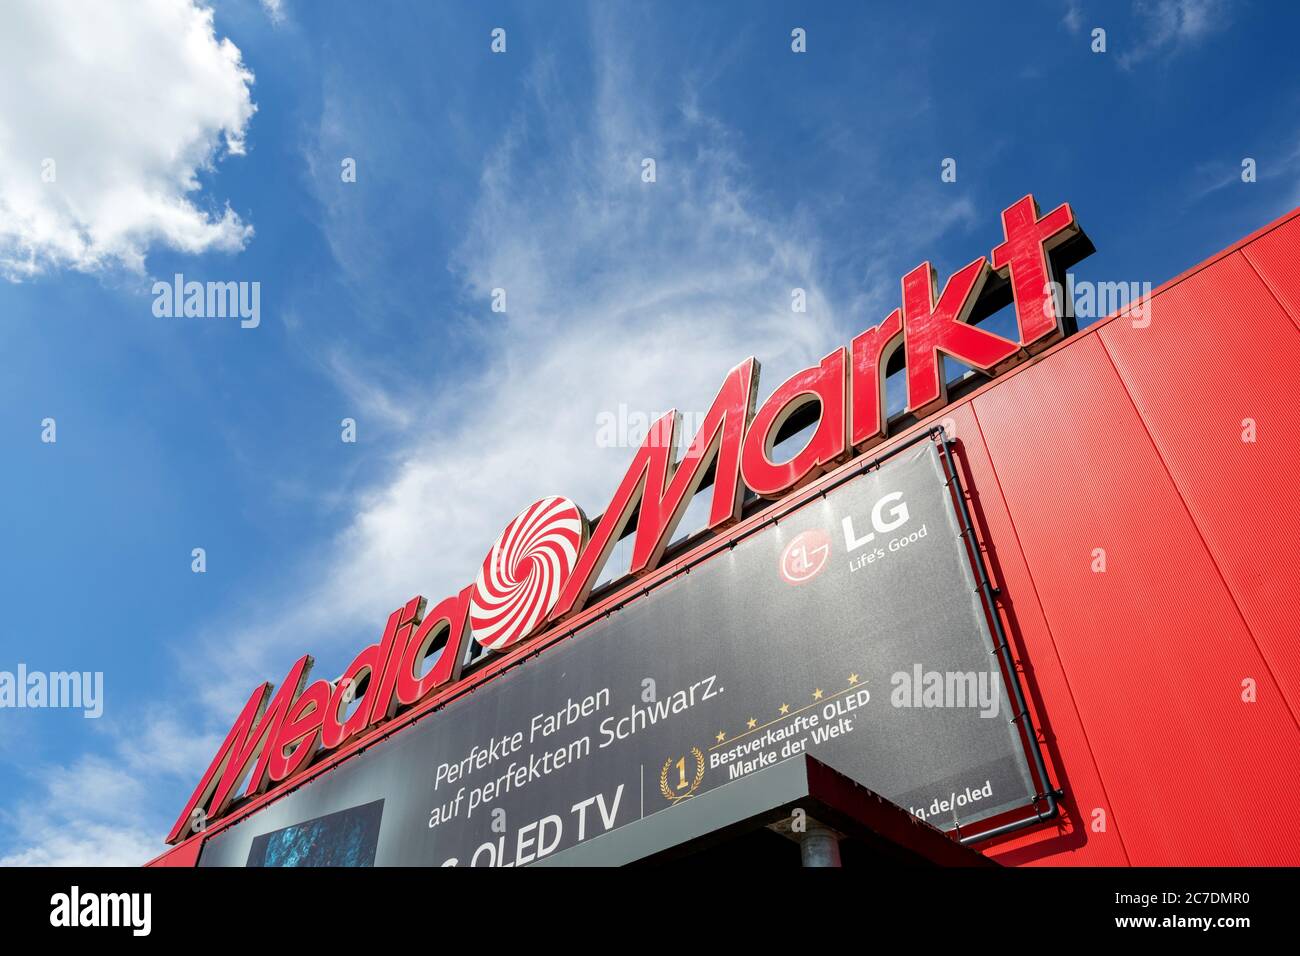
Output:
top-left (0, 0), bottom-right (256, 279)
top-left (0, 822), bottom-right (160, 867)
top-left (261, 0), bottom-right (286, 25)
top-left (0, 781), bottom-right (158, 865)
top-left (325, 348), bottom-right (417, 432)
top-left (0, 719), bottom-right (209, 866)
top-left (1062, 1), bottom-right (1085, 33)
top-left (1119, 0), bottom-right (1232, 68)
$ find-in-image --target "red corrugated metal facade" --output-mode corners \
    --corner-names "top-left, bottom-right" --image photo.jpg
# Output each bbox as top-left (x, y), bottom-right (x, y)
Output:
top-left (960, 208), bottom-right (1300, 865)
top-left (149, 208), bottom-right (1300, 868)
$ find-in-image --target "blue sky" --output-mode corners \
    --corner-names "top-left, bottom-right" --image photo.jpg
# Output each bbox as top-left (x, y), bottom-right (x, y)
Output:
top-left (0, 0), bottom-right (1296, 864)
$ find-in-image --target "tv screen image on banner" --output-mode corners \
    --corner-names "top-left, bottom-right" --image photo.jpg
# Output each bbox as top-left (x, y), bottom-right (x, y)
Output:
top-left (246, 800), bottom-right (384, 867)
top-left (198, 436), bottom-right (1043, 867)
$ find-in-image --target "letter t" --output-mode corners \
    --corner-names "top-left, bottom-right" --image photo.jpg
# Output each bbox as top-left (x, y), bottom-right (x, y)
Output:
top-left (991, 194), bottom-right (1080, 348)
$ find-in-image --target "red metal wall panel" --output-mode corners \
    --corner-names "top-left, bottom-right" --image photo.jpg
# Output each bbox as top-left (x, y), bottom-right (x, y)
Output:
top-left (1098, 251), bottom-right (1300, 722)
top-left (1242, 212), bottom-right (1300, 333)
top-left (973, 333), bottom-right (1300, 865)
top-left (937, 403), bottom-right (1130, 865)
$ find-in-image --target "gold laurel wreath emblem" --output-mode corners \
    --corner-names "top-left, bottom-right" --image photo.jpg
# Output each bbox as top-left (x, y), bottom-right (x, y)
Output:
top-left (660, 747), bottom-right (706, 803)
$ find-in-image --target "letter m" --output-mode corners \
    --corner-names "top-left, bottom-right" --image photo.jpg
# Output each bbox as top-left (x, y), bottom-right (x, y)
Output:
top-left (206, 281), bottom-right (239, 318)
top-left (165, 655), bottom-right (312, 844)
top-left (548, 359), bottom-right (758, 621)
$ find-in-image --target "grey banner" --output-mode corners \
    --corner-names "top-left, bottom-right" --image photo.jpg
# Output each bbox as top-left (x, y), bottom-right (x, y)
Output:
top-left (198, 442), bottom-right (1036, 866)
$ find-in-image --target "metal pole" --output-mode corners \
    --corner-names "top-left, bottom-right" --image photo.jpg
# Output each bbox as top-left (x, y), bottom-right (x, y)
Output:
top-left (799, 823), bottom-right (842, 867)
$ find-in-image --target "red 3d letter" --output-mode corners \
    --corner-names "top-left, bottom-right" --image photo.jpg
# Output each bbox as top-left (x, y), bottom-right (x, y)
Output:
top-left (741, 348), bottom-right (847, 499)
top-left (365, 596), bottom-right (427, 726)
top-left (991, 194), bottom-right (1080, 349)
top-left (396, 587), bottom-right (473, 707)
top-left (850, 309), bottom-right (903, 450)
top-left (320, 600), bottom-right (420, 750)
top-left (902, 258), bottom-right (1018, 415)
top-left (268, 679), bottom-right (331, 784)
top-left (630, 358), bottom-right (758, 573)
top-left (549, 359), bottom-right (758, 622)
top-left (165, 654), bottom-right (313, 843)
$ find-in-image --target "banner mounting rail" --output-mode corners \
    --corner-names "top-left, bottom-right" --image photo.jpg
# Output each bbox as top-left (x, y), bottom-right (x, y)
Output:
top-left (932, 426), bottom-right (1063, 845)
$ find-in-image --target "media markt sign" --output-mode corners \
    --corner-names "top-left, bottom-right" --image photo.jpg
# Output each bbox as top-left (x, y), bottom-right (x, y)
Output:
top-left (196, 442), bottom-right (1036, 866)
top-left (174, 194), bottom-right (1083, 857)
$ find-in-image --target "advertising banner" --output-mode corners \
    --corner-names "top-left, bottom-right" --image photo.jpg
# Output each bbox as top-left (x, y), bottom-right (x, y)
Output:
top-left (198, 441), bottom-right (1037, 866)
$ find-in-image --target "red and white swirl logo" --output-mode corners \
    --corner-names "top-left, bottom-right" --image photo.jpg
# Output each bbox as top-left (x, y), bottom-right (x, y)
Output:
top-left (469, 496), bottom-right (588, 650)
top-left (779, 528), bottom-right (831, 585)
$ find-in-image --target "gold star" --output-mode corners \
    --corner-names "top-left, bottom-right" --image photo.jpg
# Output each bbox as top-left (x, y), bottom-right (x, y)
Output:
top-left (747, 717), bottom-right (757, 729)
top-left (716, 730), bottom-right (726, 743)
top-left (779, 703), bottom-right (790, 715)
top-left (848, 673), bottom-right (860, 685)
top-left (813, 688), bottom-right (824, 700)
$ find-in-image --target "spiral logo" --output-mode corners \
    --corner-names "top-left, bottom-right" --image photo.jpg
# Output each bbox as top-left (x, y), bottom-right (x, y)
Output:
top-left (469, 496), bottom-right (588, 650)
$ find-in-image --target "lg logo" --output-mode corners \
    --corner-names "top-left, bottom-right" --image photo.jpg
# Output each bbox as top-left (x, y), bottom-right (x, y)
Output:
top-left (781, 491), bottom-right (910, 585)
top-left (842, 491), bottom-right (910, 553)
top-left (780, 529), bottom-right (832, 585)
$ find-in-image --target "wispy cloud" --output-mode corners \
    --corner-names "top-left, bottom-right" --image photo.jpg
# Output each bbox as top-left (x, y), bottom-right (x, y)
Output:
top-left (185, 16), bottom-right (846, 711)
top-left (1187, 135), bottom-right (1300, 204)
top-left (0, 712), bottom-right (220, 866)
top-left (261, 0), bottom-right (286, 25)
top-left (1119, 0), bottom-right (1233, 69)
top-left (1063, 0), bottom-right (1085, 33)
top-left (0, 813), bottom-right (159, 867)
